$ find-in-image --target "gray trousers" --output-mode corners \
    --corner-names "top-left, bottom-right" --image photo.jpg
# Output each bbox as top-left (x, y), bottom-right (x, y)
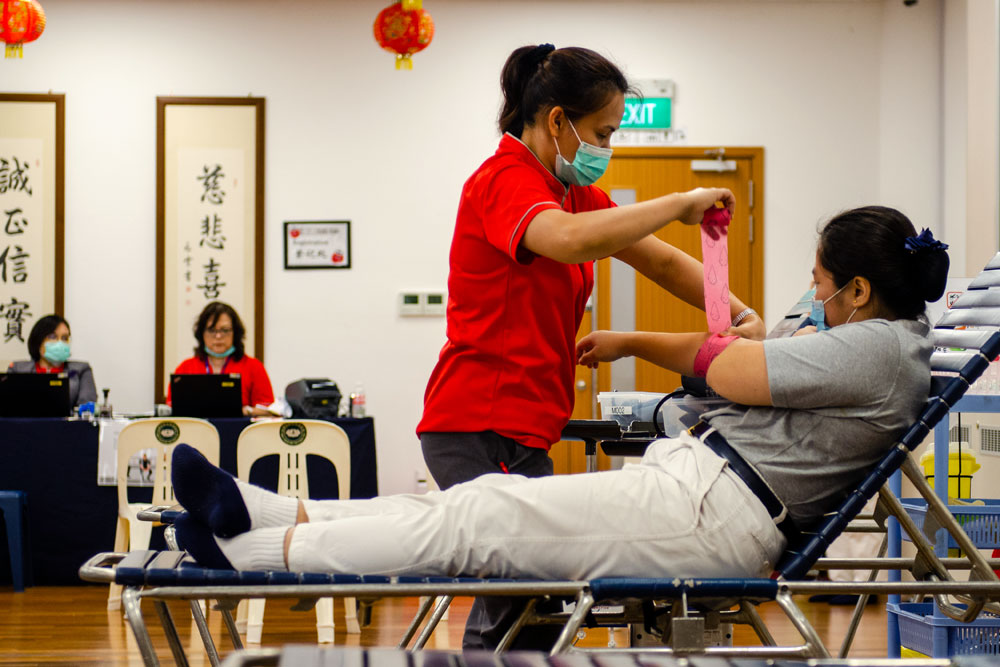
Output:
top-left (420, 431), bottom-right (562, 650)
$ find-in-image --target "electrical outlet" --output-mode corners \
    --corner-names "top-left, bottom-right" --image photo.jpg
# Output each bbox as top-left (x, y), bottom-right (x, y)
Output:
top-left (422, 291), bottom-right (446, 316)
top-left (399, 292), bottom-right (423, 316)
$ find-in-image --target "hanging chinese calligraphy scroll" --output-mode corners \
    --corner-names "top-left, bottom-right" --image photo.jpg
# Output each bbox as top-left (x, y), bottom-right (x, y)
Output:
top-left (156, 97), bottom-right (264, 403)
top-left (0, 93), bottom-right (64, 369)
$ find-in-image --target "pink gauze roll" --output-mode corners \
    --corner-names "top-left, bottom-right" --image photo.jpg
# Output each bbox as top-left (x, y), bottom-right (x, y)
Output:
top-left (701, 206), bottom-right (732, 334)
top-left (693, 334), bottom-right (739, 378)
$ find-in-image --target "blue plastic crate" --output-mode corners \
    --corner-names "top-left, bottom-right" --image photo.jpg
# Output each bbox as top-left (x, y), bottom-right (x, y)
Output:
top-left (890, 602), bottom-right (1000, 656)
top-left (900, 498), bottom-right (1000, 549)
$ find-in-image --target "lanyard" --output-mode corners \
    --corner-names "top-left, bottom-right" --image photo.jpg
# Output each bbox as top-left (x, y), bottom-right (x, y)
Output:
top-left (204, 357), bottom-right (231, 374)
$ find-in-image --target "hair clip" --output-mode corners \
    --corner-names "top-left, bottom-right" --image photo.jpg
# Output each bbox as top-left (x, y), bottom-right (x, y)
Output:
top-left (904, 228), bottom-right (949, 254)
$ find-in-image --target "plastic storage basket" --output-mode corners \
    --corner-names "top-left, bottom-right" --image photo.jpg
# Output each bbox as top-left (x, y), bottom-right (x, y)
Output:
top-left (889, 602), bottom-right (1000, 656)
top-left (900, 498), bottom-right (1000, 550)
top-left (597, 392), bottom-right (667, 430)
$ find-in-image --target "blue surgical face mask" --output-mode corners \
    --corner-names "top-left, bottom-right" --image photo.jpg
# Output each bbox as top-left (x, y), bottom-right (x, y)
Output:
top-left (809, 283), bottom-right (853, 331)
top-left (205, 345), bottom-right (235, 358)
top-left (553, 119), bottom-right (613, 186)
top-left (43, 340), bottom-right (71, 365)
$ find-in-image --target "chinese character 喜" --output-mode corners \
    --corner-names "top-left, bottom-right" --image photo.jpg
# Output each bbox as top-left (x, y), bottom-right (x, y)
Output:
top-left (196, 258), bottom-right (226, 299)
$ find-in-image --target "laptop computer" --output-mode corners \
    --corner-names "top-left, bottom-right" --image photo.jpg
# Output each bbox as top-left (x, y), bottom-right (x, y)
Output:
top-left (0, 372), bottom-right (73, 417)
top-left (170, 373), bottom-right (243, 418)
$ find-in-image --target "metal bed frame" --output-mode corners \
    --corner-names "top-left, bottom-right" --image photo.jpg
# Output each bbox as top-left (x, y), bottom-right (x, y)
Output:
top-left (82, 252), bottom-right (1000, 666)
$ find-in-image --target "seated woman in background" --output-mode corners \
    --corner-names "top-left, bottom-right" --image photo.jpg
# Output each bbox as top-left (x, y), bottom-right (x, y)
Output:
top-left (168, 207), bottom-right (947, 584)
top-left (8, 314), bottom-right (97, 407)
top-left (169, 301), bottom-right (274, 417)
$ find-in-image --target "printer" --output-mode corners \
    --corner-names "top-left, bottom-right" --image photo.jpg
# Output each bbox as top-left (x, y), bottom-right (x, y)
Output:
top-left (285, 378), bottom-right (342, 419)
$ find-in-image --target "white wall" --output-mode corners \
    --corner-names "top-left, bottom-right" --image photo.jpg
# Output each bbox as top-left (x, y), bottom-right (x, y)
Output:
top-left (1, 0), bottom-right (985, 494)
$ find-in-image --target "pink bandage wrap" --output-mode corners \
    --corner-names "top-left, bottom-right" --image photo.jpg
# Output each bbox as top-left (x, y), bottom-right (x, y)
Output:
top-left (693, 334), bottom-right (739, 378)
top-left (700, 206), bottom-right (732, 334)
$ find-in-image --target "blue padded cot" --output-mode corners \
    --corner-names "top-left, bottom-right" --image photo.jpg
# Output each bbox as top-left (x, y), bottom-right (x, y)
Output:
top-left (82, 252), bottom-right (1000, 666)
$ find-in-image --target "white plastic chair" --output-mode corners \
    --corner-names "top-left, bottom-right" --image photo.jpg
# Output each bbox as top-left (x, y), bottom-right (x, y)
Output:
top-left (109, 417), bottom-right (220, 610)
top-left (235, 419), bottom-right (359, 643)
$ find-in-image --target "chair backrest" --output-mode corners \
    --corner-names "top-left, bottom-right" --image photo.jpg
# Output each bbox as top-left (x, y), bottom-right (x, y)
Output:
top-left (236, 420), bottom-right (351, 500)
top-left (776, 251), bottom-right (1000, 580)
top-left (116, 418), bottom-right (220, 513)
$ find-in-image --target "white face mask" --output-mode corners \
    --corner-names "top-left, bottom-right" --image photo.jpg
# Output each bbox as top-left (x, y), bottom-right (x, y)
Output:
top-left (809, 283), bottom-right (856, 330)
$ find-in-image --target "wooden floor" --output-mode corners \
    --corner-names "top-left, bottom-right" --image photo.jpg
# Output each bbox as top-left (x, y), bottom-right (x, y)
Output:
top-left (0, 585), bottom-right (889, 665)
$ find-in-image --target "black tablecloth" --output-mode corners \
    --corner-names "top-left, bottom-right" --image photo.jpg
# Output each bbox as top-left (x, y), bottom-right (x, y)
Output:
top-left (0, 417), bottom-right (377, 585)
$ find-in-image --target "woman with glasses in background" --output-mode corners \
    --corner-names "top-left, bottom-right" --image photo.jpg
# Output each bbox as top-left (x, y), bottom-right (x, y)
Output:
top-left (168, 301), bottom-right (274, 416)
top-left (8, 314), bottom-right (98, 408)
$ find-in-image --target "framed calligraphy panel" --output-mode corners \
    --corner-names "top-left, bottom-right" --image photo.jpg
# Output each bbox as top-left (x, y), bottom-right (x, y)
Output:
top-left (0, 93), bottom-right (64, 368)
top-left (156, 97), bottom-right (264, 403)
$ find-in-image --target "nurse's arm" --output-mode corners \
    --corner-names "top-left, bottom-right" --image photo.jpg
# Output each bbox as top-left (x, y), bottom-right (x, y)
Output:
top-left (577, 331), bottom-right (771, 405)
top-left (520, 187), bottom-right (732, 265)
top-left (615, 236), bottom-right (765, 341)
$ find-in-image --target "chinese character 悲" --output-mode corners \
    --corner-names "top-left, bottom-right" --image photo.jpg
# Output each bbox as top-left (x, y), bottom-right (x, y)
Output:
top-left (3, 208), bottom-right (27, 235)
top-left (196, 257), bottom-right (227, 299)
top-left (0, 157), bottom-right (32, 196)
top-left (199, 213), bottom-right (226, 250)
top-left (197, 164), bottom-right (226, 205)
top-left (0, 297), bottom-right (31, 343)
top-left (0, 244), bottom-right (29, 283)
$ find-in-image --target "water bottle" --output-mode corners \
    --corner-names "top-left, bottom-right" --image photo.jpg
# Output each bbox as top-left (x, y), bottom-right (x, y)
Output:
top-left (351, 382), bottom-right (366, 418)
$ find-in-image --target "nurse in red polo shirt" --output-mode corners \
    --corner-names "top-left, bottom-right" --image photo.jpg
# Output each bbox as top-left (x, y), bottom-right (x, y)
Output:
top-left (168, 301), bottom-right (274, 417)
top-left (416, 44), bottom-right (764, 650)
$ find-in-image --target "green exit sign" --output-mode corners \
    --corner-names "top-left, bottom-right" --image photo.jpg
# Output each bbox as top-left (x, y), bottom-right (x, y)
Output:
top-left (621, 97), bottom-right (671, 130)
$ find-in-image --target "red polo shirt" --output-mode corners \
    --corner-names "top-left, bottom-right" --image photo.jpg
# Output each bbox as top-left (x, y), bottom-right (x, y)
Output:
top-left (167, 354), bottom-right (275, 409)
top-left (417, 133), bottom-right (613, 450)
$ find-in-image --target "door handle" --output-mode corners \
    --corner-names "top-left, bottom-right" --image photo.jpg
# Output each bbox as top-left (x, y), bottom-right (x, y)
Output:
top-left (576, 380), bottom-right (587, 391)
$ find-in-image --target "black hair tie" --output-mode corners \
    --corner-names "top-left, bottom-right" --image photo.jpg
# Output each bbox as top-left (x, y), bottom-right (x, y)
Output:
top-left (526, 43), bottom-right (555, 69)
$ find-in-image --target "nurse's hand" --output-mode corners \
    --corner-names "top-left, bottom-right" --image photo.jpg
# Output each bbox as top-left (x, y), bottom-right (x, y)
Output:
top-left (677, 187), bottom-right (735, 228)
top-left (577, 330), bottom-right (627, 369)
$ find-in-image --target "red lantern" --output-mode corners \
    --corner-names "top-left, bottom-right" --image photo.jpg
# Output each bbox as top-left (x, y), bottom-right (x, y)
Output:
top-left (1, 0), bottom-right (45, 59)
top-left (373, 0), bottom-right (434, 70)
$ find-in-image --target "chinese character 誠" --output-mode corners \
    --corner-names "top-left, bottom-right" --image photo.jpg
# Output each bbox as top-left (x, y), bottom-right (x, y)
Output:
top-left (196, 257), bottom-right (227, 299)
top-left (199, 213), bottom-right (226, 250)
top-left (3, 208), bottom-right (28, 235)
top-left (0, 245), bottom-right (29, 283)
top-left (0, 157), bottom-right (32, 196)
top-left (198, 164), bottom-right (226, 205)
top-left (0, 297), bottom-right (32, 343)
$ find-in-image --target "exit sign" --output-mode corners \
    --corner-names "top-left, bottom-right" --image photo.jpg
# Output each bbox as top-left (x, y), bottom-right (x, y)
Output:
top-left (621, 97), bottom-right (671, 130)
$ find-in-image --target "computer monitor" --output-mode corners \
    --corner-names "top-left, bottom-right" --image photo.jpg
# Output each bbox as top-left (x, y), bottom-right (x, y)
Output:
top-left (0, 372), bottom-right (73, 418)
top-left (170, 373), bottom-right (243, 418)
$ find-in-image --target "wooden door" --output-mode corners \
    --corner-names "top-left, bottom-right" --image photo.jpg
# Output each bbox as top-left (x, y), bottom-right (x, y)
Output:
top-left (597, 147), bottom-right (764, 396)
top-left (550, 147), bottom-right (763, 474)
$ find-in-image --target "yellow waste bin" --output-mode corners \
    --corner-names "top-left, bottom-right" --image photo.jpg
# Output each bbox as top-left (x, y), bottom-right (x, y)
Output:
top-left (919, 444), bottom-right (980, 498)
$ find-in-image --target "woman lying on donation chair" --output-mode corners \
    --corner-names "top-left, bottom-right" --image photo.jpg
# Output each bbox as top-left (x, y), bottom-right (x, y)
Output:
top-left (169, 206), bottom-right (949, 582)
top-left (8, 314), bottom-right (98, 407)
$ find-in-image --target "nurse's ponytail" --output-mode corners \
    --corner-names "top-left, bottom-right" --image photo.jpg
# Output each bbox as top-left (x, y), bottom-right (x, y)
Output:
top-left (498, 45), bottom-right (633, 138)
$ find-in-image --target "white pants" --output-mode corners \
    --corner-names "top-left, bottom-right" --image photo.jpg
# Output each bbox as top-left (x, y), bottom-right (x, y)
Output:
top-left (289, 431), bottom-right (785, 579)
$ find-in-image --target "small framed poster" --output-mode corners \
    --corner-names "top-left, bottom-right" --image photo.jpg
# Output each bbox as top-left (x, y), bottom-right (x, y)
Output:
top-left (284, 220), bottom-right (351, 269)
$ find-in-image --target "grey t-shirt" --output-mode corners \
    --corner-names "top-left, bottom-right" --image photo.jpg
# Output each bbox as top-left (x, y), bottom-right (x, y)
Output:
top-left (701, 318), bottom-right (931, 526)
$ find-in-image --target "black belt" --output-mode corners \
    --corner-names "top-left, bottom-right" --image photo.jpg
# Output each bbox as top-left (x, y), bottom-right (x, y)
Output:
top-left (688, 420), bottom-right (799, 543)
